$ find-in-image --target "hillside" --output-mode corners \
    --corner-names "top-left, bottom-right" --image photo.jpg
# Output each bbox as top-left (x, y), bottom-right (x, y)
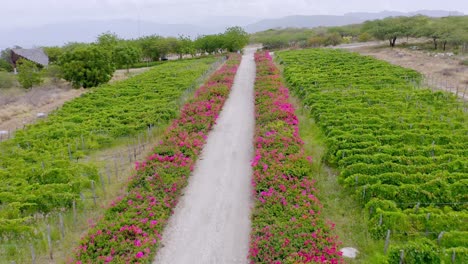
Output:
top-left (245, 10), bottom-right (464, 32)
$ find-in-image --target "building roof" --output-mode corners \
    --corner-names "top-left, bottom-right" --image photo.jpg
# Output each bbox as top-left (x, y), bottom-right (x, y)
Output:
top-left (12, 48), bottom-right (49, 66)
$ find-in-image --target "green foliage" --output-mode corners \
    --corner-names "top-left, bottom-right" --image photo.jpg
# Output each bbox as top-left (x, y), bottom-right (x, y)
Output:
top-left (59, 45), bottom-right (115, 88)
top-left (388, 239), bottom-right (440, 264)
top-left (195, 34), bottom-right (225, 54)
top-left (277, 48), bottom-right (468, 261)
top-left (96, 31), bottom-right (120, 48)
top-left (0, 57), bottom-right (217, 236)
top-left (43, 46), bottom-right (64, 64)
top-left (0, 58), bottom-right (13, 72)
top-left (222, 26), bottom-right (249, 52)
top-left (113, 43), bottom-right (141, 71)
top-left (17, 59), bottom-right (43, 89)
top-left (0, 71), bottom-right (17, 88)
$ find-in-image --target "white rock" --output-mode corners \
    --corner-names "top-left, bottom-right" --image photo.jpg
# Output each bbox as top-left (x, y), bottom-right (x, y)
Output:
top-left (0, 130), bottom-right (8, 135)
top-left (37, 112), bottom-right (47, 118)
top-left (340, 247), bottom-right (359, 258)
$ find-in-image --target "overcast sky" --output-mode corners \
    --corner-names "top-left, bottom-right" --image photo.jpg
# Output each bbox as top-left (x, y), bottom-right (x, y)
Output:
top-left (1, 0), bottom-right (466, 29)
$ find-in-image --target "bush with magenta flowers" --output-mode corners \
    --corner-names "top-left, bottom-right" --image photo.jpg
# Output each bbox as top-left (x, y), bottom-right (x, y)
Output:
top-left (249, 51), bottom-right (342, 263)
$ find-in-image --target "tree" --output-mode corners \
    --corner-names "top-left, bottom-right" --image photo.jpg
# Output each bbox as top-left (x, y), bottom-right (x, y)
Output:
top-left (222, 26), bottom-right (249, 52)
top-left (43, 46), bottom-right (64, 64)
top-left (362, 17), bottom-right (410, 47)
top-left (136, 35), bottom-right (169, 61)
top-left (59, 45), bottom-right (115, 88)
top-left (195, 34), bottom-right (224, 54)
top-left (17, 59), bottom-right (43, 89)
top-left (174, 35), bottom-right (195, 59)
top-left (96, 31), bottom-right (120, 48)
top-left (113, 43), bottom-right (141, 72)
top-left (0, 58), bottom-right (13, 72)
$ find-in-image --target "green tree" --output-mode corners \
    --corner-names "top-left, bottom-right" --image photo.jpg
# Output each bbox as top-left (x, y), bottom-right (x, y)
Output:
top-left (96, 31), bottom-right (120, 48)
top-left (113, 43), bottom-right (141, 72)
top-left (17, 59), bottom-right (43, 89)
top-left (222, 26), bottom-right (249, 52)
top-left (0, 58), bottom-right (13, 72)
top-left (363, 17), bottom-right (410, 47)
top-left (43, 46), bottom-right (64, 64)
top-left (174, 35), bottom-right (195, 59)
top-left (59, 45), bottom-right (115, 88)
top-left (195, 34), bottom-right (224, 54)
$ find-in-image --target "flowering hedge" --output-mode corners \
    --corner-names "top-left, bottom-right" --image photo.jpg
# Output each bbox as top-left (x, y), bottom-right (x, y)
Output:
top-left (249, 51), bottom-right (342, 263)
top-left (73, 55), bottom-right (241, 263)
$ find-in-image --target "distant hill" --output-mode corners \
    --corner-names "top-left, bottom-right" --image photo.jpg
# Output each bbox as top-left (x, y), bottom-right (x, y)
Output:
top-left (0, 10), bottom-right (464, 49)
top-left (244, 10), bottom-right (464, 33)
top-left (0, 19), bottom-right (223, 49)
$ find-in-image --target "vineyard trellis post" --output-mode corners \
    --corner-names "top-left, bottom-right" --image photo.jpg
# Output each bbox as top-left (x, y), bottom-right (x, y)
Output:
top-left (399, 250), bottom-right (404, 264)
top-left (30, 244), bottom-right (36, 264)
top-left (384, 229), bottom-right (391, 254)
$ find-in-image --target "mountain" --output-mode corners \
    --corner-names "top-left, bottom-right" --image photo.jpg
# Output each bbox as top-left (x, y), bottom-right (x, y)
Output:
top-left (0, 10), bottom-right (464, 49)
top-left (0, 19), bottom-right (224, 50)
top-left (244, 10), bottom-right (464, 33)
top-left (245, 15), bottom-right (364, 33)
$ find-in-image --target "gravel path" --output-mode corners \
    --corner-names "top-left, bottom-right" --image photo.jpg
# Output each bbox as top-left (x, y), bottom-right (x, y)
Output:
top-left (153, 47), bottom-right (257, 264)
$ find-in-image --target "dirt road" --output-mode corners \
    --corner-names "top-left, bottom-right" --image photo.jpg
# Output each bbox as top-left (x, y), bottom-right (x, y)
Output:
top-left (153, 47), bottom-right (257, 264)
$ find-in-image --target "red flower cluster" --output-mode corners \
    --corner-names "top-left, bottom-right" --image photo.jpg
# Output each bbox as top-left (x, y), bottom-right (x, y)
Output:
top-left (72, 55), bottom-right (241, 263)
top-left (249, 52), bottom-right (343, 263)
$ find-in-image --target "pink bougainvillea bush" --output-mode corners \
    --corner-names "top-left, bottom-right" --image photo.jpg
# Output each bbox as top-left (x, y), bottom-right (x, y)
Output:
top-left (249, 51), bottom-right (343, 263)
top-left (72, 55), bottom-right (241, 263)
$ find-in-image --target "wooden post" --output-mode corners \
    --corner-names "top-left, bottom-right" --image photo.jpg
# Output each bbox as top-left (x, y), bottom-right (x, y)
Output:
top-left (81, 134), bottom-right (85, 150)
top-left (99, 173), bottom-right (105, 193)
top-left (379, 213), bottom-right (383, 226)
top-left (399, 250), bottom-right (404, 264)
top-left (384, 230), bottom-right (391, 254)
top-left (30, 244), bottom-right (36, 264)
top-left (59, 213), bottom-right (64, 239)
top-left (452, 249), bottom-right (456, 263)
top-left (114, 158), bottom-right (119, 181)
top-left (68, 144), bottom-right (72, 160)
top-left (91, 180), bottom-right (97, 207)
top-left (72, 200), bottom-right (77, 227)
top-left (437, 231), bottom-right (445, 245)
top-left (47, 224), bottom-right (53, 259)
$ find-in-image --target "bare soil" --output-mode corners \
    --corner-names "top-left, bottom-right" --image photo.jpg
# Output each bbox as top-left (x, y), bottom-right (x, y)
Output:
top-left (346, 45), bottom-right (468, 98)
top-left (0, 82), bottom-right (85, 134)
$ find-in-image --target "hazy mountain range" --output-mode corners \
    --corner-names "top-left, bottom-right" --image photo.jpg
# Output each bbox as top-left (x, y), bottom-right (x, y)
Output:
top-left (0, 10), bottom-right (463, 50)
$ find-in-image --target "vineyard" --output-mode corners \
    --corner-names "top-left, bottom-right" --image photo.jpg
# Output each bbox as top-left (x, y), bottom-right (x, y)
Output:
top-left (0, 57), bottom-right (216, 237)
top-left (277, 48), bottom-right (468, 262)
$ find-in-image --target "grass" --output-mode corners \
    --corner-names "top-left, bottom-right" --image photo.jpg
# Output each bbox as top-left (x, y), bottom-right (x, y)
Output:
top-left (291, 96), bottom-right (386, 263)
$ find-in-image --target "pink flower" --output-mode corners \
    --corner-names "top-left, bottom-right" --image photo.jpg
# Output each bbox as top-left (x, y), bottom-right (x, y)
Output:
top-left (135, 251), bottom-right (144, 258)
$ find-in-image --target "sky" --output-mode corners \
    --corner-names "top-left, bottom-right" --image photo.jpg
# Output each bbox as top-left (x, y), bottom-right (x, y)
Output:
top-left (1, 0), bottom-right (466, 30)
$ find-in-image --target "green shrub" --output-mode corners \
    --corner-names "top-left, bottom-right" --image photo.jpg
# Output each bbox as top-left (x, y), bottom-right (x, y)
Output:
top-left (59, 45), bottom-right (115, 88)
top-left (388, 239), bottom-right (440, 264)
top-left (17, 59), bottom-right (43, 88)
top-left (0, 71), bottom-right (17, 88)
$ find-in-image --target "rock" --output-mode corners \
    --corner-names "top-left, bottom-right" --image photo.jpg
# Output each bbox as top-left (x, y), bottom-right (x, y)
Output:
top-left (0, 130), bottom-right (8, 135)
top-left (340, 247), bottom-right (359, 258)
top-left (37, 112), bottom-right (47, 118)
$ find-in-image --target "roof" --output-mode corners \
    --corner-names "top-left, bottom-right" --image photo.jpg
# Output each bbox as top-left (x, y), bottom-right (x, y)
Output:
top-left (12, 48), bottom-right (49, 66)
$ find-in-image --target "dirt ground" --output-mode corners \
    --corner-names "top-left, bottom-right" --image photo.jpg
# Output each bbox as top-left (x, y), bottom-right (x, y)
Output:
top-left (345, 45), bottom-right (468, 99)
top-left (0, 68), bottom-right (152, 139)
